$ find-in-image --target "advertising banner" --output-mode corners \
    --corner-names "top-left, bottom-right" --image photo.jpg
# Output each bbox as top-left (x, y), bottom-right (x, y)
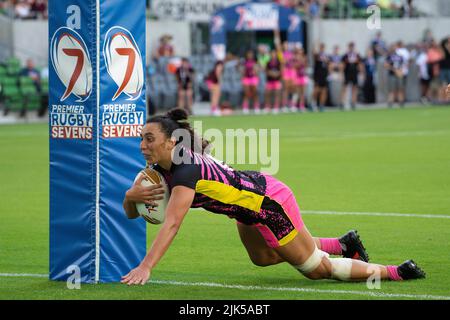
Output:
top-left (210, 0), bottom-right (303, 60)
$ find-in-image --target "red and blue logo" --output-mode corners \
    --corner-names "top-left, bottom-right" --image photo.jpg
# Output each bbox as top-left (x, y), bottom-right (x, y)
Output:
top-left (50, 27), bottom-right (93, 102)
top-left (103, 26), bottom-right (144, 101)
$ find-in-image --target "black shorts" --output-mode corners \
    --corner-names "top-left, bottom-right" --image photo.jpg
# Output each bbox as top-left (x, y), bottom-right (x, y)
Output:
top-left (344, 73), bottom-right (358, 85)
top-left (179, 82), bottom-right (192, 91)
top-left (420, 78), bottom-right (431, 86)
top-left (314, 74), bottom-right (328, 88)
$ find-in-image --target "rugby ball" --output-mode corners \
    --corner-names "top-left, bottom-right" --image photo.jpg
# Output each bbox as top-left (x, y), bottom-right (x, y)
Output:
top-left (134, 168), bottom-right (169, 224)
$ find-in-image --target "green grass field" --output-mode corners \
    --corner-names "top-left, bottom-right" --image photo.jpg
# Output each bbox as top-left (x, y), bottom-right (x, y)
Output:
top-left (1, 106), bottom-right (450, 300)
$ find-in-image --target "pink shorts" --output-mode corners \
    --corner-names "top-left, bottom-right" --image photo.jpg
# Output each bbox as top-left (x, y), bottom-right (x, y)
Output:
top-left (238, 174), bottom-right (304, 248)
top-left (282, 68), bottom-right (296, 81)
top-left (295, 76), bottom-right (309, 86)
top-left (242, 77), bottom-right (259, 86)
top-left (266, 81), bottom-right (282, 91)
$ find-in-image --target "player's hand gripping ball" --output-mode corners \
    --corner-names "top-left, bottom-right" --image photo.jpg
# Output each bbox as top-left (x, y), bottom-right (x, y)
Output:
top-left (134, 168), bottom-right (169, 224)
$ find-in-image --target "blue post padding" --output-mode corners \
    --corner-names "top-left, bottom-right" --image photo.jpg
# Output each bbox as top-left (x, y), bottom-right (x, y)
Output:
top-left (49, 0), bottom-right (147, 283)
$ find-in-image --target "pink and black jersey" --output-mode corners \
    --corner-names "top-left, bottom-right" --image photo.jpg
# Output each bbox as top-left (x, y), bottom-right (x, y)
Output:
top-left (152, 146), bottom-right (304, 246)
top-left (282, 50), bottom-right (294, 69)
top-left (294, 58), bottom-right (307, 78)
top-left (243, 59), bottom-right (257, 78)
top-left (266, 58), bottom-right (282, 82)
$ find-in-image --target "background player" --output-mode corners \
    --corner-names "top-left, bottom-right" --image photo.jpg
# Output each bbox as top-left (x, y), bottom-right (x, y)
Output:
top-left (241, 50), bottom-right (260, 114)
top-left (264, 49), bottom-right (283, 114)
top-left (205, 61), bottom-right (224, 116)
top-left (313, 43), bottom-right (330, 112)
top-left (340, 42), bottom-right (363, 110)
top-left (175, 58), bottom-right (195, 115)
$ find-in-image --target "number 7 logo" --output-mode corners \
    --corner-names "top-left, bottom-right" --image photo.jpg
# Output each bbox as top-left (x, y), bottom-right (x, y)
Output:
top-left (113, 48), bottom-right (136, 100)
top-left (61, 48), bottom-right (84, 101)
top-left (104, 27), bottom-right (144, 101)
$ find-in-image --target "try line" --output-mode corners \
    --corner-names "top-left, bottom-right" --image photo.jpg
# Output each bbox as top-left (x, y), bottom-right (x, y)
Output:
top-left (0, 273), bottom-right (449, 300)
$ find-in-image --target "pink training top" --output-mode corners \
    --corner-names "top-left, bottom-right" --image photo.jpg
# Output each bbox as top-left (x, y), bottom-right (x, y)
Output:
top-left (295, 58), bottom-right (307, 78)
top-left (283, 50), bottom-right (294, 69)
top-left (243, 59), bottom-right (257, 78)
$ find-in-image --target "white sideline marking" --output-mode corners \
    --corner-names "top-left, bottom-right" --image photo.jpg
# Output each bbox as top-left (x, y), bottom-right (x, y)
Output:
top-left (0, 273), bottom-right (48, 278)
top-left (284, 130), bottom-right (450, 142)
top-left (191, 208), bottom-right (450, 219)
top-left (0, 273), bottom-right (449, 300)
top-left (302, 210), bottom-right (450, 219)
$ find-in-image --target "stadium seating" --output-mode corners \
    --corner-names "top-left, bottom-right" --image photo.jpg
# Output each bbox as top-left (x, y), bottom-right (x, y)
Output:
top-left (0, 57), bottom-right (48, 117)
top-left (19, 76), bottom-right (42, 112)
top-left (0, 75), bottom-right (23, 114)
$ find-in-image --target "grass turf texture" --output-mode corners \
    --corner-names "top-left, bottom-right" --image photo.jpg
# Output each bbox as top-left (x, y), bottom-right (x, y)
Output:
top-left (1, 106), bottom-right (450, 299)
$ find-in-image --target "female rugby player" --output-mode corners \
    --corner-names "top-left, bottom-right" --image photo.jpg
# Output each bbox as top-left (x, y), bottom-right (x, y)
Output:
top-left (241, 50), bottom-right (260, 114)
top-left (121, 109), bottom-right (425, 286)
top-left (205, 61), bottom-right (224, 116)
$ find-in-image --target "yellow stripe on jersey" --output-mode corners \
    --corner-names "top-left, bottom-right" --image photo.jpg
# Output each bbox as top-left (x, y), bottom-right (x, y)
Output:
top-left (278, 229), bottom-right (298, 247)
top-left (195, 180), bottom-right (264, 212)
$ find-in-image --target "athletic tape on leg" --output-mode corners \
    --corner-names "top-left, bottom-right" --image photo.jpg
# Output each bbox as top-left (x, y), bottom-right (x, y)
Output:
top-left (329, 258), bottom-right (353, 281)
top-left (294, 246), bottom-right (329, 274)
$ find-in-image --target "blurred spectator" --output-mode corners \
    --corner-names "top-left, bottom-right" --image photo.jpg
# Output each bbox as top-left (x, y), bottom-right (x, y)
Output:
top-left (415, 43), bottom-right (431, 103)
top-left (329, 45), bottom-right (342, 75)
top-left (175, 57), bottom-right (195, 115)
top-left (156, 35), bottom-right (174, 58)
top-left (205, 61), bottom-right (224, 116)
top-left (371, 31), bottom-right (387, 61)
top-left (399, 0), bottom-right (417, 18)
top-left (241, 50), bottom-right (260, 114)
top-left (385, 44), bottom-right (406, 107)
top-left (257, 44), bottom-right (270, 69)
top-left (14, 0), bottom-right (31, 19)
top-left (20, 58), bottom-right (41, 92)
top-left (353, 0), bottom-right (376, 8)
top-left (427, 39), bottom-right (444, 102)
top-left (422, 29), bottom-right (435, 47)
top-left (308, 0), bottom-right (322, 19)
top-left (312, 43), bottom-right (329, 111)
top-left (205, 60), bottom-right (223, 116)
top-left (395, 41), bottom-right (411, 103)
top-left (362, 49), bottom-right (377, 103)
top-left (276, 0), bottom-right (297, 8)
top-left (264, 49), bottom-right (283, 114)
top-left (340, 42), bottom-right (363, 110)
top-left (31, 0), bottom-right (47, 19)
top-left (376, 0), bottom-right (391, 9)
top-left (293, 47), bottom-right (308, 111)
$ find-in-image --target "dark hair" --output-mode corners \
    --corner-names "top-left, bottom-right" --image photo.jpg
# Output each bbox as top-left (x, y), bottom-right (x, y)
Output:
top-left (147, 108), bottom-right (210, 153)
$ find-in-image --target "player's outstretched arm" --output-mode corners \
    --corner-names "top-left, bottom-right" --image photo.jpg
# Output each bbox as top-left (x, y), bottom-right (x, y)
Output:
top-left (121, 186), bottom-right (195, 285)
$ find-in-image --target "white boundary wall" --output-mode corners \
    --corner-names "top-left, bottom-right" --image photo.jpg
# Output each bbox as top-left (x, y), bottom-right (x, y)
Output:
top-left (310, 18), bottom-right (450, 54)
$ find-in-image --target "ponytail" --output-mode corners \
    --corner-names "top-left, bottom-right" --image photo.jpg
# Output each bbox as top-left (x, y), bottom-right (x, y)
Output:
top-left (147, 108), bottom-right (210, 153)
